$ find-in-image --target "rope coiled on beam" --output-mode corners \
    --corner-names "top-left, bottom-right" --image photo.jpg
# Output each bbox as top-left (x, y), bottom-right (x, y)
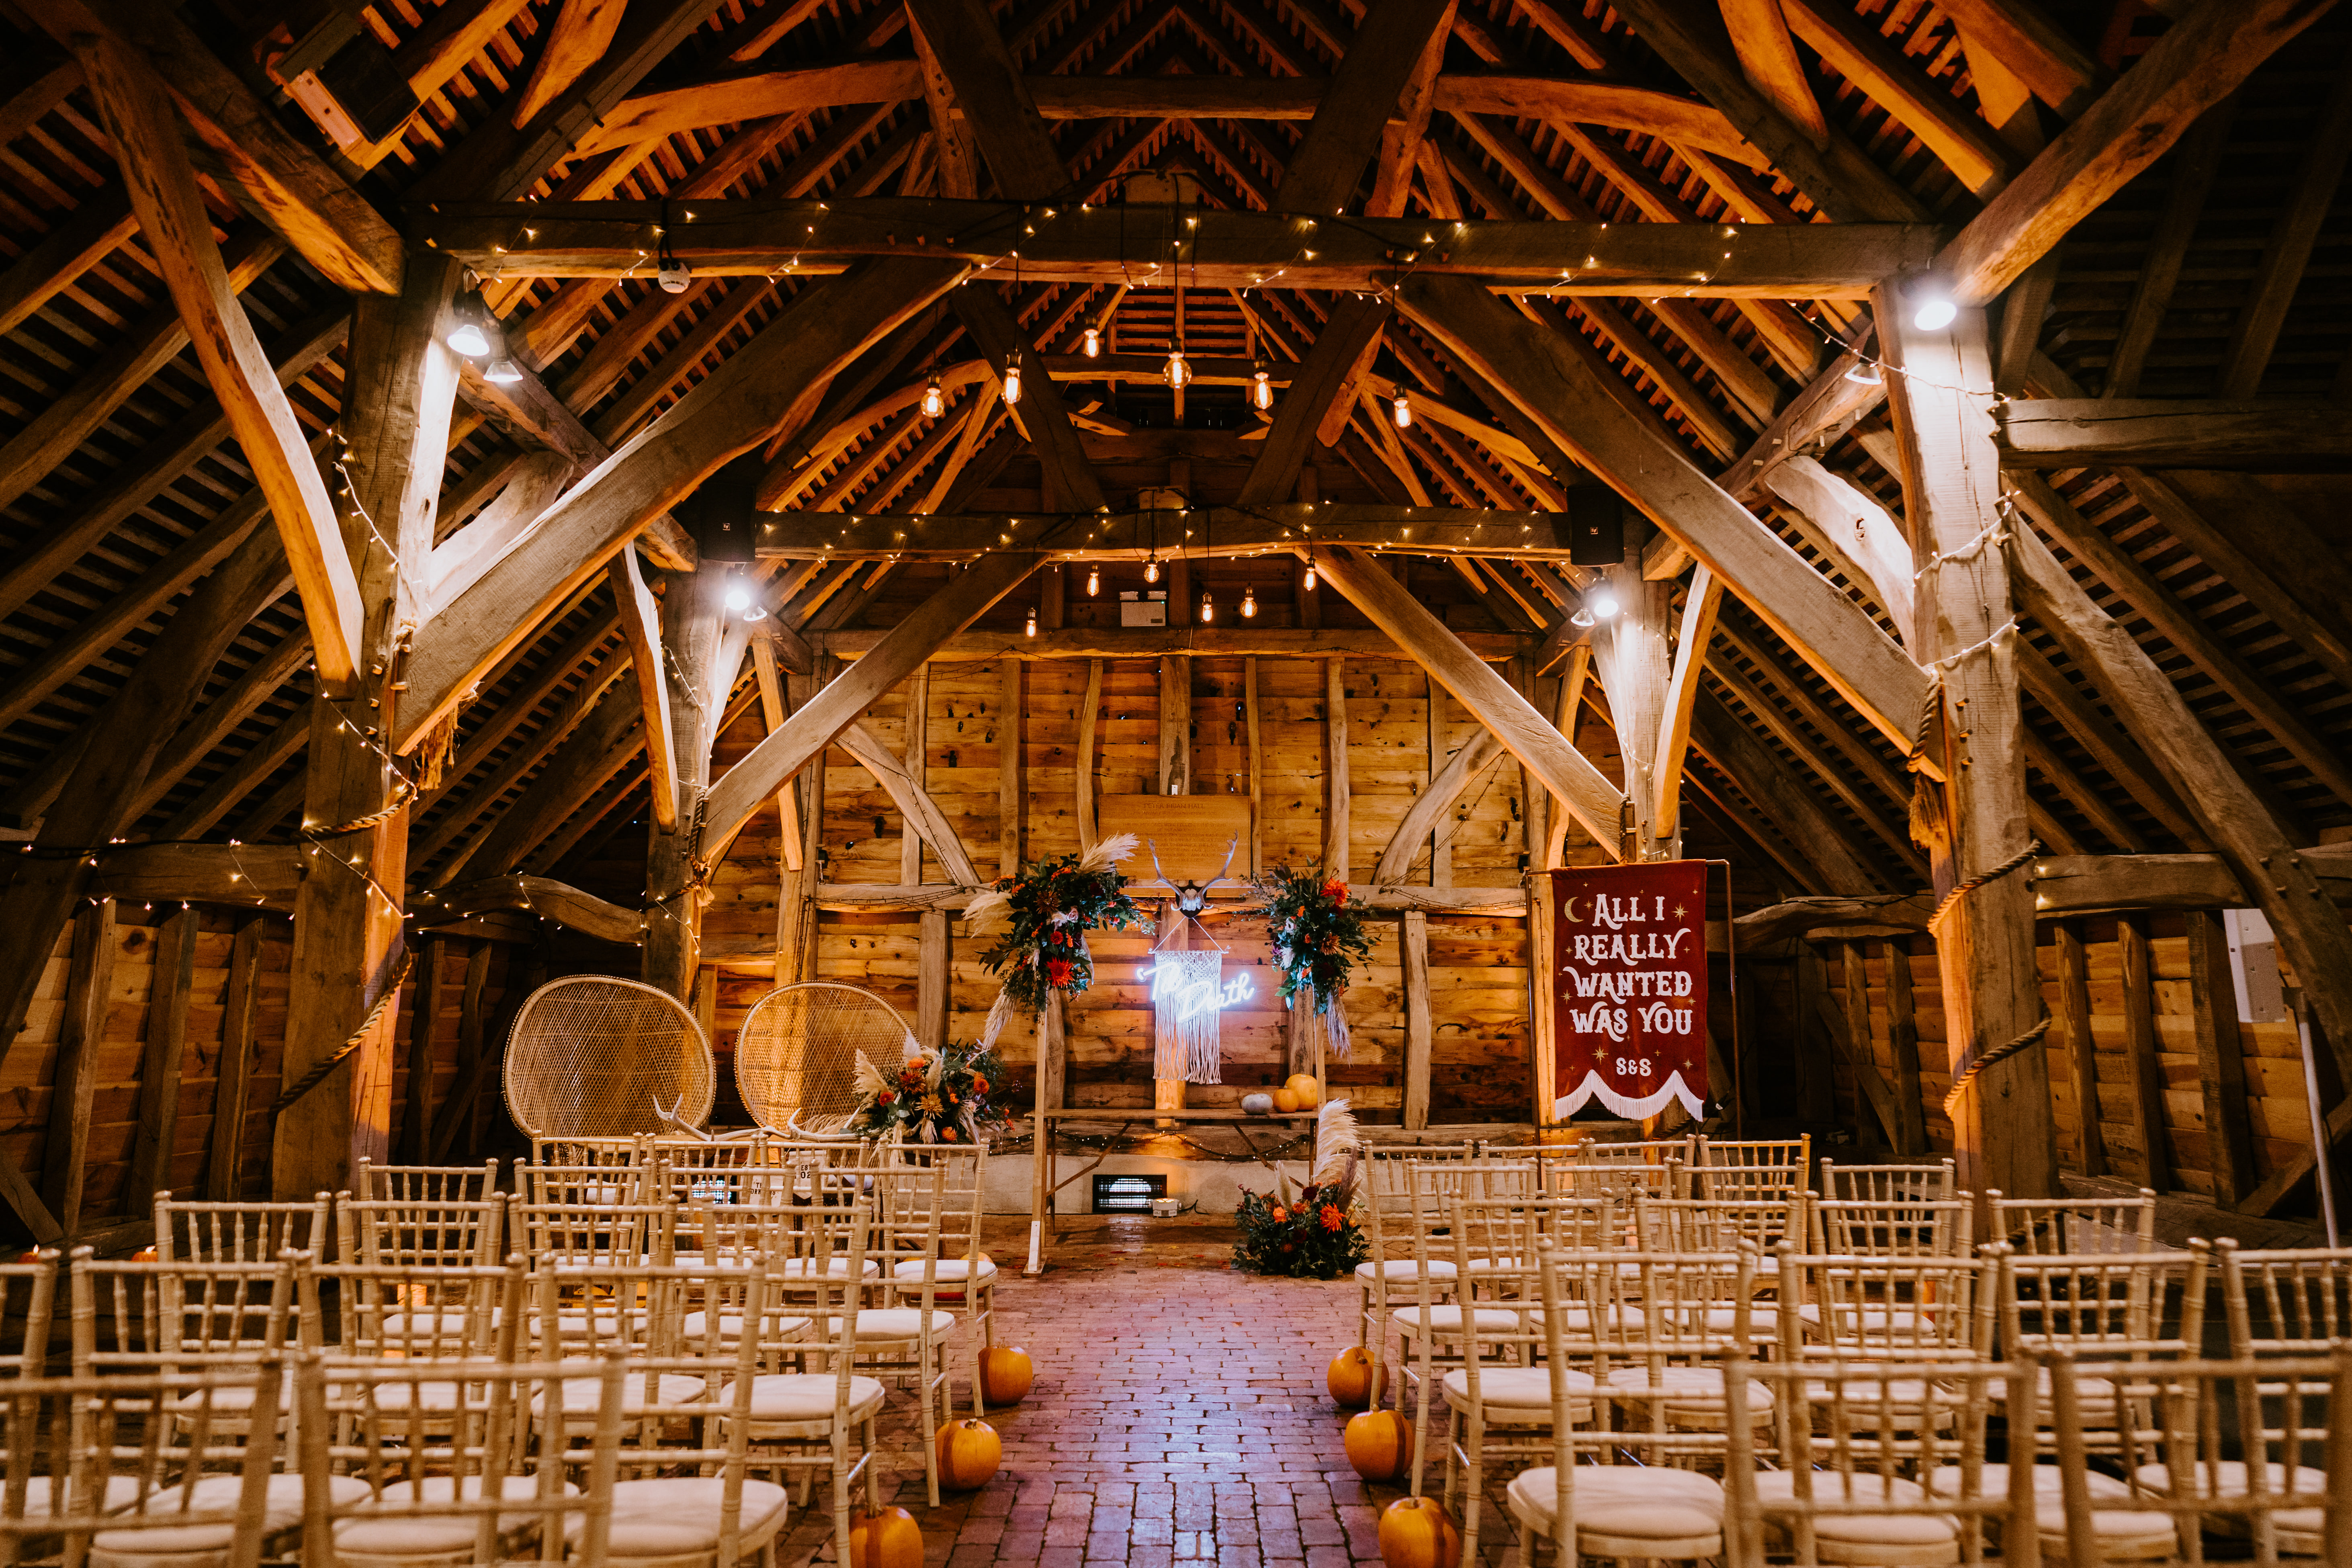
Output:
top-left (270, 949), bottom-right (413, 1118)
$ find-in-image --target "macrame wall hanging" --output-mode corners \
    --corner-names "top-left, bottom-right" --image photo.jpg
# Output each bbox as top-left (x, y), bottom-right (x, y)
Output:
top-left (1144, 918), bottom-right (1248, 1085)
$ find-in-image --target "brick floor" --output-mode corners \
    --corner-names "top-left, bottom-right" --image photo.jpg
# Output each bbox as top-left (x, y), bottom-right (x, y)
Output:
top-left (774, 1214), bottom-right (1521, 1566)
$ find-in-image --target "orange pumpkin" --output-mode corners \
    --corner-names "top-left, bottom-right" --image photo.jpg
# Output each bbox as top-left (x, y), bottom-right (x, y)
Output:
top-left (978, 1345), bottom-right (1035, 1406)
top-left (1344, 1408), bottom-right (1413, 1482)
top-left (1271, 1087), bottom-right (1302, 1114)
top-left (1326, 1347), bottom-right (1382, 1409)
top-left (935, 1418), bottom-right (1003, 1490)
top-left (132, 1248), bottom-right (158, 1263)
top-left (847, 1507), bottom-right (923, 1568)
top-left (1378, 1497), bottom-right (1462, 1568)
top-left (1284, 1073), bottom-right (1322, 1107)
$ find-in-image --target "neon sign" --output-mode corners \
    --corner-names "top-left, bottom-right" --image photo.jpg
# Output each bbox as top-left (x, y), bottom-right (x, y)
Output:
top-left (1137, 960), bottom-right (1254, 1024)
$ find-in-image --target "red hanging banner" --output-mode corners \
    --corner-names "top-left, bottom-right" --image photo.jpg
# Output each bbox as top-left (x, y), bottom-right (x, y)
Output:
top-left (1546, 862), bottom-right (1710, 1120)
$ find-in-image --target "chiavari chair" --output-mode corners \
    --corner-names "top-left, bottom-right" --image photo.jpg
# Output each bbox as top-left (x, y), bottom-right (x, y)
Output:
top-left (1548, 1157), bottom-right (1689, 1208)
top-left (2, 1247), bottom-right (57, 1376)
top-left (293, 1349), bottom-right (626, 1568)
top-left (1726, 1355), bottom-right (2035, 1568)
top-left (850, 1153), bottom-right (958, 1505)
top-left (1395, 1159), bottom-right (1537, 1474)
top-left (2063, 1347), bottom-right (2352, 1566)
top-left (1439, 1197), bottom-right (1597, 1566)
top-left (1811, 1196), bottom-right (1974, 1259)
top-left (520, 1163), bottom-right (654, 1209)
top-left (1507, 1236), bottom-right (1732, 1568)
top-left (512, 1203), bottom-right (677, 1270)
top-left (351, 1159), bottom-right (502, 1204)
top-left (878, 1140), bottom-right (999, 1413)
top-left (4, 1359), bottom-right (321, 1568)
top-left (1589, 1246), bottom-right (1776, 1455)
top-left (1353, 1146), bottom-right (1478, 1410)
top-left (1637, 1193), bottom-right (1810, 1255)
top-left (151, 1194), bottom-right (331, 1266)
top-left (337, 1195), bottom-right (506, 1275)
top-left (71, 1249), bottom-right (299, 1439)
top-left (1777, 1247), bottom-right (1992, 1440)
top-left (1989, 1187), bottom-right (2158, 1255)
top-left (1990, 1240), bottom-right (2209, 1460)
top-left (2214, 1240), bottom-right (2352, 1360)
top-left (1696, 1135), bottom-right (1812, 1203)
top-left (715, 1201), bottom-right (887, 1568)
top-left (297, 1254), bottom-right (528, 1423)
top-left (1818, 1159), bottom-right (1957, 1205)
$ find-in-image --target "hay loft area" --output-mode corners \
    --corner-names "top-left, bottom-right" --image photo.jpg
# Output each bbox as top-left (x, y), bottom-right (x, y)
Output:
top-left (1, 0), bottom-right (2350, 1241)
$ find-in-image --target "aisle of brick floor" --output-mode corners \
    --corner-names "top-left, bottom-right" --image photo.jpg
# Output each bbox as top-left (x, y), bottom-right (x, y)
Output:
top-left (772, 1214), bottom-right (1517, 1566)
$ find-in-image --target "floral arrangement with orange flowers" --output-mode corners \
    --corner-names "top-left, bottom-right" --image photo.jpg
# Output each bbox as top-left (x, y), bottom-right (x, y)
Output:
top-left (965, 834), bottom-right (1151, 1019)
top-left (845, 1038), bottom-right (1013, 1144)
top-left (1232, 1100), bottom-right (1365, 1279)
top-left (1257, 864), bottom-right (1373, 1014)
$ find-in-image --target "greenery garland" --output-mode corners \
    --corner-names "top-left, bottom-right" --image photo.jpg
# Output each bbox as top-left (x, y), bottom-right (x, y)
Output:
top-left (971, 842), bottom-right (1152, 1013)
top-left (1256, 865), bottom-right (1373, 1014)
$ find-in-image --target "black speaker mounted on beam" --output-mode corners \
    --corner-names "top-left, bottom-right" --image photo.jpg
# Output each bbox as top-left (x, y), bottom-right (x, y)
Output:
top-left (1563, 484), bottom-right (1626, 566)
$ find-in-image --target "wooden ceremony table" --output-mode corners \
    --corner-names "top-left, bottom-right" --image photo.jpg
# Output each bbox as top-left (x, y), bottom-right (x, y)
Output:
top-left (1023, 1108), bottom-right (1318, 1273)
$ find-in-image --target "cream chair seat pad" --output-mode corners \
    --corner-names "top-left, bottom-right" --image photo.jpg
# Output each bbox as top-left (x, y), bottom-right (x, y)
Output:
top-left (1506, 1464), bottom-right (1724, 1543)
top-left (604, 1477), bottom-right (791, 1558)
top-left (1752, 1470), bottom-right (1956, 1548)
top-left (92, 1474), bottom-right (373, 1560)
top-left (334, 1475), bottom-right (579, 1556)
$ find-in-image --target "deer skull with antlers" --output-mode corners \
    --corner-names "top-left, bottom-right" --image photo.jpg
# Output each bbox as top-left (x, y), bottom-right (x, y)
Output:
top-left (1150, 835), bottom-right (1240, 915)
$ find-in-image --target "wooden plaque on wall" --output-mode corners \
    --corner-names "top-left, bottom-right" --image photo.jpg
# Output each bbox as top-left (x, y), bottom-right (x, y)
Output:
top-left (1097, 795), bottom-right (1253, 887)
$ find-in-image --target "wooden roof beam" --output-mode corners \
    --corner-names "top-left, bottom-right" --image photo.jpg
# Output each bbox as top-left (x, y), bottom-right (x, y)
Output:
top-left (1719, 0), bottom-right (1828, 142)
top-left (1937, 0), bottom-right (2336, 305)
top-left (2224, 63), bottom-right (2352, 397)
top-left (398, 256), bottom-right (967, 753)
top-left (1781, 0), bottom-right (2018, 196)
top-left (1996, 399), bottom-right (2352, 469)
top-left (952, 284), bottom-right (1107, 511)
top-left (907, 0), bottom-right (1069, 198)
top-left (1688, 686), bottom-right (1884, 895)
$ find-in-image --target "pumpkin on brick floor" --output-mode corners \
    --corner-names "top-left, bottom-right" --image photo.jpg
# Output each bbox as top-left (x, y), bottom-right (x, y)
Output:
top-left (846, 1506), bottom-right (923, 1568)
top-left (1327, 1346), bottom-right (1382, 1408)
top-left (1344, 1408), bottom-right (1413, 1482)
top-left (935, 1417), bottom-right (1003, 1489)
top-left (978, 1344), bottom-right (1034, 1405)
top-left (1378, 1496), bottom-right (1462, 1568)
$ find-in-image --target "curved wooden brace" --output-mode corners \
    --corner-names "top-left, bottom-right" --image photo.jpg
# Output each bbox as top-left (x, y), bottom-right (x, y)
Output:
top-left (835, 720), bottom-right (982, 888)
top-left (1370, 729), bottom-right (1505, 884)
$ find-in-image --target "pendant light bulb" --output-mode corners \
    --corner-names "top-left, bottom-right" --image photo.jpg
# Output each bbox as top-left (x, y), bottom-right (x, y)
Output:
top-left (1002, 361), bottom-right (1022, 405)
top-left (1082, 326), bottom-right (1101, 358)
top-left (1241, 583), bottom-right (1257, 618)
top-left (1145, 555), bottom-right (1160, 585)
top-left (921, 375), bottom-right (945, 418)
top-left (1165, 348), bottom-right (1190, 388)
top-left (1199, 587), bottom-right (1214, 623)
top-left (1392, 390), bottom-right (1412, 429)
top-left (724, 581), bottom-right (752, 614)
top-left (1250, 365), bottom-right (1274, 411)
top-left (1086, 563), bottom-right (1100, 597)
top-left (1025, 606), bottom-right (1038, 638)
top-left (1303, 556), bottom-right (1318, 592)
top-left (483, 355), bottom-right (522, 384)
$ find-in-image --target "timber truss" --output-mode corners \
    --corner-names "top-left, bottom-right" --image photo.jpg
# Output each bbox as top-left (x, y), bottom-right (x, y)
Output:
top-left (0, 0), bottom-right (2347, 1208)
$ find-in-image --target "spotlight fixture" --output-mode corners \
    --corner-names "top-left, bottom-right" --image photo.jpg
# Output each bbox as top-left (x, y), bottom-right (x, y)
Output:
top-left (1026, 606), bottom-right (1038, 638)
top-left (1086, 563), bottom-right (1101, 597)
top-left (1843, 361), bottom-right (1884, 386)
top-left (445, 287), bottom-right (491, 357)
top-left (1302, 555), bottom-right (1318, 592)
top-left (1241, 582), bottom-right (1257, 618)
top-left (1165, 348), bottom-right (1191, 389)
top-left (1002, 360), bottom-right (1023, 405)
top-left (1907, 277), bottom-right (1956, 332)
top-left (1392, 390), bottom-right (1412, 428)
top-left (921, 375), bottom-right (945, 418)
top-left (1570, 606), bottom-right (1596, 628)
top-left (741, 602), bottom-right (768, 623)
top-left (483, 354), bottom-right (522, 384)
top-left (1588, 583), bottom-right (1621, 620)
top-left (1250, 363), bottom-right (1274, 411)
top-left (1082, 325), bottom-right (1101, 358)
top-left (724, 580), bottom-right (752, 614)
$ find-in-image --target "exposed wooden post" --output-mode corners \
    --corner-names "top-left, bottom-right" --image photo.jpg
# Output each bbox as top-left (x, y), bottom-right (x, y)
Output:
top-left (1595, 550), bottom-right (1670, 857)
top-left (917, 909), bottom-right (950, 1050)
top-left (1155, 902), bottom-right (1187, 1123)
top-left (1794, 941), bottom-right (1836, 1128)
top-left (1839, 940), bottom-right (1878, 1149)
top-left (277, 258), bottom-right (460, 1200)
top-left (1883, 936), bottom-right (1926, 1155)
top-left (2053, 920), bottom-right (2107, 1177)
top-left (1244, 657), bottom-right (1263, 879)
top-left (901, 663), bottom-right (929, 884)
top-left (752, 638), bottom-right (802, 872)
top-left (2186, 909), bottom-right (2256, 1207)
top-left (1323, 657), bottom-right (1349, 876)
top-left (645, 569), bottom-right (728, 999)
top-left (1878, 291), bottom-right (2054, 1204)
top-left (1075, 657), bottom-right (1101, 852)
top-left (42, 900), bottom-right (116, 1236)
top-left (459, 944), bottom-right (494, 1159)
top-left (1402, 909), bottom-right (1433, 1129)
top-left (1652, 565), bottom-right (1724, 847)
top-left (1001, 659), bottom-right (1027, 874)
top-left (2117, 914), bottom-right (2171, 1192)
top-left (126, 907), bottom-right (199, 1206)
top-left (203, 916), bottom-right (265, 1202)
top-left (775, 666), bottom-right (827, 985)
top-left (396, 938), bottom-right (443, 1165)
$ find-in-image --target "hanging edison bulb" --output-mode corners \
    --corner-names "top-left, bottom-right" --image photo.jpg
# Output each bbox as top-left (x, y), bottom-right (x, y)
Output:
top-left (1199, 587), bottom-right (1214, 623)
top-left (1086, 563), bottom-right (1101, 597)
top-left (921, 375), bottom-right (945, 418)
top-left (1241, 583), bottom-right (1257, 618)
top-left (1165, 348), bottom-right (1191, 388)
top-left (1025, 606), bottom-right (1038, 638)
top-left (1303, 554), bottom-right (1318, 592)
top-left (1003, 360), bottom-right (1023, 405)
top-left (1392, 390), bottom-right (1412, 428)
top-left (1250, 364), bottom-right (1274, 411)
top-left (1082, 325), bottom-right (1101, 358)
top-left (1145, 554), bottom-right (1160, 584)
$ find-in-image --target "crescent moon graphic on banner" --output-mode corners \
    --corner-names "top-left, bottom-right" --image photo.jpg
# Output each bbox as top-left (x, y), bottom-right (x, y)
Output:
top-left (1561, 896), bottom-right (1584, 924)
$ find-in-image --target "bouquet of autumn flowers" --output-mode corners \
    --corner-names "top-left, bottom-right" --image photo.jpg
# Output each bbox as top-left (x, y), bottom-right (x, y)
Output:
top-left (1256, 864), bottom-right (1372, 1014)
top-left (844, 1038), bottom-right (1013, 1144)
top-left (1231, 1101), bottom-right (1367, 1279)
top-left (965, 834), bottom-right (1152, 1017)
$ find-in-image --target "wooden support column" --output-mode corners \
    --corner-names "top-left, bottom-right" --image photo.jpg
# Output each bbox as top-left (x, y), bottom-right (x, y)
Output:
top-left (916, 909), bottom-right (950, 1050)
top-left (278, 259), bottom-right (461, 1200)
top-left (776, 667), bottom-right (828, 985)
top-left (1244, 657), bottom-right (1263, 878)
top-left (1323, 658), bottom-right (1349, 876)
top-left (2054, 920), bottom-right (2107, 1178)
top-left (1884, 937), bottom-right (1927, 1155)
top-left (1402, 909), bottom-right (1433, 1129)
top-left (2186, 909), bottom-right (2256, 1208)
top-left (1155, 903), bottom-right (1187, 1122)
top-left (201, 917), bottom-right (263, 1202)
top-left (396, 938), bottom-right (442, 1165)
top-left (753, 639), bottom-right (802, 873)
top-left (1878, 290), bottom-right (2054, 1205)
top-left (1794, 942), bottom-right (1836, 1128)
top-left (1076, 658), bottom-right (1101, 852)
top-left (2117, 915), bottom-right (2172, 1192)
top-left (1839, 941), bottom-right (1879, 1151)
top-left (126, 907), bottom-right (199, 1206)
top-left (901, 664), bottom-right (929, 884)
top-left (645, 569), bottom-right (727, 999)
top-left (1001, 659), bottom-right (1026, 874)
top-left (1159, 657), bottom-right (1191, 797)
top-left (41, 901), bottom-right (115, 1236)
